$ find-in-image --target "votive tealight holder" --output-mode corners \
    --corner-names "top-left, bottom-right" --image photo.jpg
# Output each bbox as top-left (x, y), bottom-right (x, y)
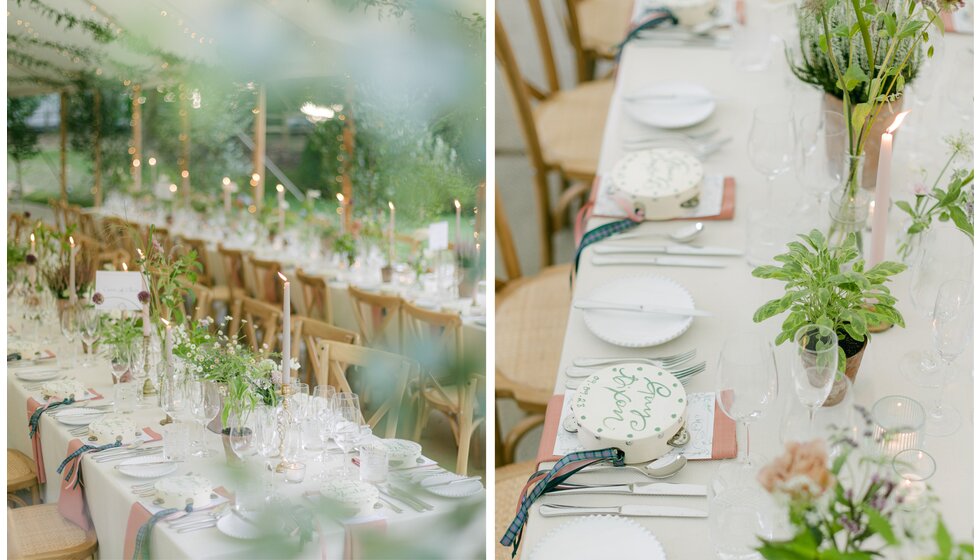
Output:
top-left (285, 461), bottom-right (306, 484)
top-left (871, 396), bottom-right (925, 456)
top-left (892, 449), bottom-right (936, 509)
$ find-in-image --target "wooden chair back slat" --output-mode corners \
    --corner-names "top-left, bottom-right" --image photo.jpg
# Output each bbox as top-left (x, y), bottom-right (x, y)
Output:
top-left (231, 297), bottom-right (282, 356)
top-left (348, 286), bottom-right (402, 351)
top-left (295, 269), bottom-right (332, 323)
top-left (290, 316), bottom-right (359, 387)
top-left (248, 256), bottom-right (283, 305)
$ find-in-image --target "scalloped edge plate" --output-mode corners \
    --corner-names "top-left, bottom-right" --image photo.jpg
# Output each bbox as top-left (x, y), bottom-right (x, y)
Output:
top-left (528, 515), bottom-right (667, 560)
top-left (115, 455), bottom-right (179, 479)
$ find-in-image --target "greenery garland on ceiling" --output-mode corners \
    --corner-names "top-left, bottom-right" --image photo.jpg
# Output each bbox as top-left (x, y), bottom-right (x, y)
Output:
top-left (8, 34), bottom-right (102, 66)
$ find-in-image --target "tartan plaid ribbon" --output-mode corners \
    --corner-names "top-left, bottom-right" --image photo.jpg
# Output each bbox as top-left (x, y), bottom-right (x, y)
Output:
top-left (57, 440), bottom-right (122, 489)
top-left (573, 199), bottom-right (645, 272)
top-left (132, 504), bottom-right (193, 560)
top-left (500, 447), bottom-right (625, 557)
top-left (28, 397), bottom-right (74, 439)
top-left (616, 7), bottom-right (679, 60)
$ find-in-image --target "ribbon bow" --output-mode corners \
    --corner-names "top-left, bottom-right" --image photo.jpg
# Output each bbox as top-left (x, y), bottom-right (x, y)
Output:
top-left (132, 503), bottom-right (193, 560)
top-left (28, 397), bottom-right (74, 439)
top-left (616, 7), bottom-right (679, 60)
top-left (500, 448), bottom-right (625, 557)
top-left (572, 199), bottom-right (645, 272)
top-left (57, 440), bottom-right (122, 489)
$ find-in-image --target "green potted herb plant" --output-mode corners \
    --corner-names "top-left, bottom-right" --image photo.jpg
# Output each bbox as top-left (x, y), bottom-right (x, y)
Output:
top-left (752, 230), bottom-right (906, 404)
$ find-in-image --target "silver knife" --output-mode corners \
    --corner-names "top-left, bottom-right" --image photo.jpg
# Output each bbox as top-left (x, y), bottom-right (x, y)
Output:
top-left (550, 482), bottom-right (707, 497)
top-left (539, 504), bottom-right (708, 518)
top-left (592, 255), bottom-right (725, 268)
top-left (594, 244), bottom-right (742, 256)
top-left (574, 300), bottom-right (711, 317)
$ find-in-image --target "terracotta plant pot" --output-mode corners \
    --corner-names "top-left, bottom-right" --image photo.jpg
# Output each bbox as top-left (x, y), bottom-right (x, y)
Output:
top-left (381, 265), bottom-right (393, 284)
top-left (824, 334), bottom-right (868, 407)
top-left (823, 93), bottom-right (904, 191)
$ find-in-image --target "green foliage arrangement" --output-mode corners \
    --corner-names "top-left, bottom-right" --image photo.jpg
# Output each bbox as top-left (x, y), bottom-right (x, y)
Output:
top-left (99, 315), bottom-right (142, 352)
top-left (8, 242), bottom-right (28, 283)
top-left (752, 230), bottom-right (906, 370)
top-left (172, 318), bottom-right (281, 425)
top-left (896, 133), bottom-right (974, 260)
top-left (65, 75), bottom-right (133, 192)
top-left (134, 226), bottom-right (202, 325)
top-left (334, 232), bottom-right (357, 266)
top-left (7, 96), bottom-right (42, 195)
top-left (756, 413), bottom-right (973, 559)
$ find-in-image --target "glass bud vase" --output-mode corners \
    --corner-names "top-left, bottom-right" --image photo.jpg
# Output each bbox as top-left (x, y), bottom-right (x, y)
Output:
top-left (828, 155), bottom-right (872, 251)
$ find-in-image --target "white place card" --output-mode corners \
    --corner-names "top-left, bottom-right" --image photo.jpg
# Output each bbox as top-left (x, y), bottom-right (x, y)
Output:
top-left (94, 271), bottom-right (146, 311)
top-left (428, 221), bottom-right (449, 251)
top-left (553, 390), bottom-right (717, 460)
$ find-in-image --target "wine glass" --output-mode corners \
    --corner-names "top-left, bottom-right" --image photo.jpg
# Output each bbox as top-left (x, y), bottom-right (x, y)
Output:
top-left (795, 110), bottom-right (847, 214)
top-left (715, 332), bottom-right (779, 473)
top-left (253, 406), bottom-right (281, 497)
top-left (901, 224), bottom-right (973, 381)
top-left (129, 340), bottom-right (150, 408)
top-left (108, 345), bottom-right (132, 413)
top-left (79, 308), bottom-right (101, 368)
top-left (159, 371), bottom-right (188, 423)
top-left (923, 280), bottom-right (973, 436)
top-left (748, 104), bottom-right (796, 206)
top-left (188, 380), bottom-right (221, 457)
top-left (332, 394), bottom-right (364, 479)
top-left (228, 411), bottom-right (256, 463)
top-left (60, 305), bottom-right (80, 368)
top-left (790, 325), bottom-right (839, 436)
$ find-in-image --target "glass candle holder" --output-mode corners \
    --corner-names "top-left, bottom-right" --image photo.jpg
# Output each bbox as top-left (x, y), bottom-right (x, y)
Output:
top-left (872, 396), bottom-right (926, 456)
top-left (893, 449), bottom-right (936, 510)
top-left (284, 461), bottom-right (306, 484)
top-left (359, 443), bottom-right (389, 484)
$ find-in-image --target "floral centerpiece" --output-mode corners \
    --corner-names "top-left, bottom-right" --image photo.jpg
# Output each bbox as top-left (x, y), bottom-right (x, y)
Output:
top-left (896, 132), bottom-right (974, 261)
top-left (752, 230), bottom-right (905, 402)
top-left (134, 226), bottom-right (202, 324)
top-left (756, 409), bottom-right (973, 559)
top-left (796, 0), bottom-right (963, 245)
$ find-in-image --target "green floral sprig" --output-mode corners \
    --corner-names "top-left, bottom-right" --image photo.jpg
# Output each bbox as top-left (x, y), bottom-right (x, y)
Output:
top-left (757, 408), bottom-right (973, 559)
top-left (752, 230), bottom-right (906, 370)
top-left (335, 232), bottom-right (357, 266)
top-left (896, 133), bottom-right (974, 260)
top-left (135, 225), bottom-right (202, 325)
top-left (99, 315), bottom-right (142, 351)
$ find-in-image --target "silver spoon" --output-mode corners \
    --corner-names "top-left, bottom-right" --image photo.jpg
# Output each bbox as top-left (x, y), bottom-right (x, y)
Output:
top-left (579, 454), bottom-right (688, 479)
top-left (609, 222), bottom-right (704, 244)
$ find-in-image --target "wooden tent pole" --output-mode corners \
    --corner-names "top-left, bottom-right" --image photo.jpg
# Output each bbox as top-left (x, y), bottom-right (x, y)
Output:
top-left (131, 83), bottom-right (142, 191)
top-left (179, 85), bottom-right (191, 207)
top-left (93, 89), bottom-right (103, 207)
top-left (252, 84), bottom-right (267, 212)
top-left (59, 90), bottom-right (68, 202)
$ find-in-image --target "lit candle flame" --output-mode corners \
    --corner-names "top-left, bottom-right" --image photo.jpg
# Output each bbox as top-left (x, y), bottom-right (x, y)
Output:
top-left (69, 236), bottom-right (75, 247)
top-left (336, 193), bottom-right (344, 203)
top-left (148, 157), bottom-right (157, 166)
top-left (886, 111), bottom-right (911, 134)
top-left (388, 201), bottom-right (395, 210)
top-left (30, 233), bottom-right (34, 242)
top-left (122, 262), bottom-right (128, 271)
top-left (137, 248), bottom-right (144, 258)
top-left (251, 173), bottom-right (260, 182)
top-left (222, 177), bottom-right (231, 186)
top-left (277, 271), bottom-right (288, 283)
top-left (276, 184), bottom-right (284, 193)
top-left (161, 317), bottom-right (170, 327)
top-left (454, 199), bottom-right (460, 210)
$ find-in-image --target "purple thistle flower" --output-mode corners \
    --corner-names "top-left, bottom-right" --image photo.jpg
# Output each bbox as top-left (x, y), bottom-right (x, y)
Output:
top-left (839, 515), bottom-right (861, 534)
top-left (138, 291), bottom-right (150, 304)
top-left (92, 292), bottom-right (105, 305)
top-left (25, 254), bottom-right (37, 265)
top-left (24, 211), bottom-right (31, 219)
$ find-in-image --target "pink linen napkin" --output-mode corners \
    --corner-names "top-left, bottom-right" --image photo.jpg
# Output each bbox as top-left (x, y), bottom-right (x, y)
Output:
top-left (60, 427), bottom-right (162, 531)
top-left (26, 388), bottom-right (105, 484)
top-left (123, 486), bottom-right (232, 559)
top-left (343, 518), bottom-right (387, 560)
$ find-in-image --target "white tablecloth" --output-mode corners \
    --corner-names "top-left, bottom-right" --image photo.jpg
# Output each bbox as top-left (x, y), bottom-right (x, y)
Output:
top-left (516, 7), bottom-right (974, 558)
top-left (7, 322), bottom-right (484, 559)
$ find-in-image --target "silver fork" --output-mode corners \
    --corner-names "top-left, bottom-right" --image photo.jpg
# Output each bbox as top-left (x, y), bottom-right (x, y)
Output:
top-left (624, 136), bottom-right (731, 158)
top-left (623, 127), bottom-right (719, 143)
top-left (565, 361), bottom-right (705, 390)
top-left (572, 349), bottom-right (695, 369)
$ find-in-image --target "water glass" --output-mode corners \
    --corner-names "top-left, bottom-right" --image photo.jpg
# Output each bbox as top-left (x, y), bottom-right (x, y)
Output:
top-left (871, 396), bottom-right (926, 456)
top-left (116, 381), bottom-right (138, 414)
top-left (892, 449), bottom-right (936, 510)
top-left (796, 110), bottom-right (847, 207)
top-left (924, 279), bottom-right (972, 437)
top-left (162, 421), bottom-right (191, 461)
top-left (790, 325), bottom-right (839, 436)
top-left (710, 486), bottom-right (775, 560)
top-left (359, 442), bottom-right (389, 484)
top-left (731, 2), bottom-right (774, 72)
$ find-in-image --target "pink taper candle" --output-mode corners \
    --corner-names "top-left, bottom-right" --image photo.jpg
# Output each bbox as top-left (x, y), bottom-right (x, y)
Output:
top-left (869, 111), bottom-right (910, 266)
top-left (278, 271), bottom-right (291, 386)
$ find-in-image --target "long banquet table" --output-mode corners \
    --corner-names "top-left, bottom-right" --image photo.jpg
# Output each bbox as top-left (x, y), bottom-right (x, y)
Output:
top-left (7, 321), bottom-right (485, 559)
top-left (514, 6), bottom-right (974, 557)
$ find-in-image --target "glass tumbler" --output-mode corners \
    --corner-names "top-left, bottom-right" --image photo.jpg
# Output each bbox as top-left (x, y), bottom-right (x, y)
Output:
top-left (872, 396), bottom-right (926, 457)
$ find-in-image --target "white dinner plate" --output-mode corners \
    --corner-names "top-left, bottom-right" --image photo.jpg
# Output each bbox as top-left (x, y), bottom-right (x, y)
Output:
top-left (14, 368), bottom-right (62, 382)
top-left (529, 515), bottom-right (667, 560)
top-left (582, 274), bottom-right (695, 347)
top-left (420, 473), bottom-right (483, 498)
top-left (53, 407), bottom-right (106, 426)
top-left (115, 455), bottom-right (178, 478)
top-left (624, 82), bottom-right (715, 129)
top-left (216, 512), bottom-right (264, 540)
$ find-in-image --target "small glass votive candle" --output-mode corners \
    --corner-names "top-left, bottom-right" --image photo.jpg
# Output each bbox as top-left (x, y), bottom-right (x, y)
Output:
top-left (284, 461), bottom-right (306, 484)
top-left (893, 449), bottom-right (936, 509)
top-left (359, 443), bottom-right (389, 484)
top-left (872, 396), bottom-right (926, 456)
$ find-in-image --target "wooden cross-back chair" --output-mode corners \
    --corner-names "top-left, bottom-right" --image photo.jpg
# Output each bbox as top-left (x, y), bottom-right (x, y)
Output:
top-left (248, 256), bottom-right (285, 305)
top-left (7, 503), bottom-right (99, 560)
top-left (217, 245), bottom-right (250, 299)
top-left (314, 339), bottom-right (415, 439)
top-left (8, 213), bottom-right (29, 244)
top-left (494, 184), bottom-right (572, 465)
top-left (348, 286), bottom-right (402, 352)
top-left (231, 297), bottom-right (282, 356)
top-left (73, 233), bottom-right (130, 272)
top-left (77, 211), bottom-right (99, 240)
top-left (295, 269), bottom-right (333, 324)
top-left (291, 316), bottom-right (359, 387)
top-left (100, 217), bottom-right (132, 256)
top-left (401, 302), bottom-right (482, 474)
top-left (176, 236), bottom-right (230, 320)
top-left (563, 0), bottom-right (632, 82)
top-left (496, 9), bottom-right (613, 265)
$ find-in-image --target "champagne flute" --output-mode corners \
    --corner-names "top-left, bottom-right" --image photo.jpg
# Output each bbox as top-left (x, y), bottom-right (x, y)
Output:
top-left (747, 104), bottom-right (796, 206)
top-left (715, 332), bottom-right (779, 472)
top-left (333, 394), bottom-right (363, 479)
top-left (60, 305), bottom-right (80, 368)
top-left (924, 280), bottom-right (973, 436)
top-left (79, 308), bottom-right (101, 368)
top-left (109, 345), bottom-right (132, 413)
top-left (791, 325), bottom-right (839, 436)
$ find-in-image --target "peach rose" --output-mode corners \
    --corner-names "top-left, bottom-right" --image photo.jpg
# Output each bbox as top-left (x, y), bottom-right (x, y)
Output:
top-left (758, 439), bottom-right (834, 499)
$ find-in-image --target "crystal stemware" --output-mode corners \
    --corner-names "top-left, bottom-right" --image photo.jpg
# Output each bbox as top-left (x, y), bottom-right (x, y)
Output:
top-left (59, 305), bottom-right (80, 368)
top-left (747, 104), bottom-right (796, 206)
top-left (923, 280), bottom-right (973, 436)
top-left (79, 307), bottom-right (101, 368)
top-left (790, 324), bottom-right (839, 437)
